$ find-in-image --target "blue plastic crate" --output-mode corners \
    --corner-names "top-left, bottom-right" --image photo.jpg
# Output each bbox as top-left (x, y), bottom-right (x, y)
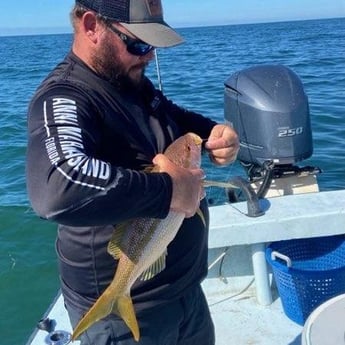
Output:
top-left (266, 235), bottom-right (345, 325)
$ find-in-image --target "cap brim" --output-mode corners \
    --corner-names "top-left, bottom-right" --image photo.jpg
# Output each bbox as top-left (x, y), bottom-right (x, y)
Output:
top-left (120, 22), bottom-right (184, 48)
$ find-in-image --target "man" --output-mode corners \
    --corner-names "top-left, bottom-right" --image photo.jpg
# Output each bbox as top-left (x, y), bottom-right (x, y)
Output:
top-left (26, 1), bottom-right (239, 344)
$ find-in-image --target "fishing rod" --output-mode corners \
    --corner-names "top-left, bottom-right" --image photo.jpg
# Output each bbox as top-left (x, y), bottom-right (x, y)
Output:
top-left (154, 49), bottom-right (163, 92)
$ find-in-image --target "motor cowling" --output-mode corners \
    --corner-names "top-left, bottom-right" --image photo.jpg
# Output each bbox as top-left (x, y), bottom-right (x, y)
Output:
top-left (224, 65), bottom-right (313, 166)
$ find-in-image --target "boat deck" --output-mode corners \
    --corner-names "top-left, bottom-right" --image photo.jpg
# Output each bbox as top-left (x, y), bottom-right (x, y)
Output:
top-left (204, 278), bottom-right (302, 345)
top-left (27, 282), bottom-right (302, 345)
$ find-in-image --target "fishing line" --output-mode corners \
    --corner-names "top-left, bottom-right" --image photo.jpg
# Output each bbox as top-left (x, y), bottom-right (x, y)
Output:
top-left (208, 278), bottom-right (255, 307)
top-left (153, 51), bottom-right (243, 207)
top-left (204, 151), bottom-right (237, 206)
top-left (208, 247), bottom-right (230, 271)
top-left (154, 49), bottom-right (163, 92)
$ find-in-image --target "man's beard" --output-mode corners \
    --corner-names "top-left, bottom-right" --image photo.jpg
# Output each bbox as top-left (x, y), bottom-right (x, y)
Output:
top-left (91, 38), bottom-right (147, 90)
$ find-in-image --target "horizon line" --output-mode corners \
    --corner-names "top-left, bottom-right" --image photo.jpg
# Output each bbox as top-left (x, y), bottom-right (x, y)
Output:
top-left (0, 16), bottom-right (343, 38)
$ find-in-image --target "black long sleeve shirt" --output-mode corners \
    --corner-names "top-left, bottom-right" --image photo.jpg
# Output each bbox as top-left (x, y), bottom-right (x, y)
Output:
top-left (26, 51), bottom-right (217, 312)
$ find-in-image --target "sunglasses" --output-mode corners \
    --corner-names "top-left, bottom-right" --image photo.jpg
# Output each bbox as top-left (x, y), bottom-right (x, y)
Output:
top-left (107, 24), bottom-right (154, 56)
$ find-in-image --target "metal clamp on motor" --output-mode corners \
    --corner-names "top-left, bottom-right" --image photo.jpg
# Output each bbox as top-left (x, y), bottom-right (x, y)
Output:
top-left (225, 176), bottom-right (264, 217)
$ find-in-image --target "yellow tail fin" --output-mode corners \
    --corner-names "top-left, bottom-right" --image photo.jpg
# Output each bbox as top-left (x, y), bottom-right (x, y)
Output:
top-left (71, 292), bottom-right (140, 342)
top-left (114, 296), bottom-right (140, 342)
top-left (71, 291), bottom-right (113, 341)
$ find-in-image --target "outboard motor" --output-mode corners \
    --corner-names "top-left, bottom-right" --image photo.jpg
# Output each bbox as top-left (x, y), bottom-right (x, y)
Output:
top-left (224, 65), bottom-right (320, 199)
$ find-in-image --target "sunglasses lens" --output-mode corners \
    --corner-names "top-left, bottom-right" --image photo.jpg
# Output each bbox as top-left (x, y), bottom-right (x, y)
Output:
top-left (128, 42), bottom-right (154, 56)
top-left (107, 24), bottom-right (154, 56)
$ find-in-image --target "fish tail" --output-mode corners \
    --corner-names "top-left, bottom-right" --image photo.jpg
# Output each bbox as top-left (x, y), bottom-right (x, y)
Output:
top-left (113, 295), bottom-right (140, 342)
top-left (71, 291), bottom-right (113, 341)
top-left (71, 291), bottom-right (140, 342)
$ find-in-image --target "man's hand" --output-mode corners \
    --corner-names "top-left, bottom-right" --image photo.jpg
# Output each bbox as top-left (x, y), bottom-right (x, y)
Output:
top-left (153, 154), bottom-right (205, 218)
top-left (205, 124), bottom-right (239, 166)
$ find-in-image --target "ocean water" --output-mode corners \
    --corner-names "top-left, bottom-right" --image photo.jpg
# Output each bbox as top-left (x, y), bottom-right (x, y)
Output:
top-left (0, 18), bottom-right (344, 344)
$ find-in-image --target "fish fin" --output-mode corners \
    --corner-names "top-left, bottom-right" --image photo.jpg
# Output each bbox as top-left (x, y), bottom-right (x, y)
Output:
top-left (72, 291), bottom-right (140, 342)
top-left (107, 223), bottom-right (127, 259)
top-left (113, 295), bottom-right (140, 342)
top-left (196, 208), bottom-right (206, 227)
top-left (72, 289), bottom-right (114, 341)
top-left (140, 249), bottom-right (167, 281)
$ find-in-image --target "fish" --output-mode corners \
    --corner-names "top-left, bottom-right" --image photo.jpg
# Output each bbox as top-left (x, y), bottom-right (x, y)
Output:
top-left (71, 132), bottom-right (205, 342)
top-left (71, 133), bottom-right (241, 342)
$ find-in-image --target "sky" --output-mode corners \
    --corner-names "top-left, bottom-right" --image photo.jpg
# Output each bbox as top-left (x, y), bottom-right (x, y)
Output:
top-left (0, 0), bottom-right (344, 36)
